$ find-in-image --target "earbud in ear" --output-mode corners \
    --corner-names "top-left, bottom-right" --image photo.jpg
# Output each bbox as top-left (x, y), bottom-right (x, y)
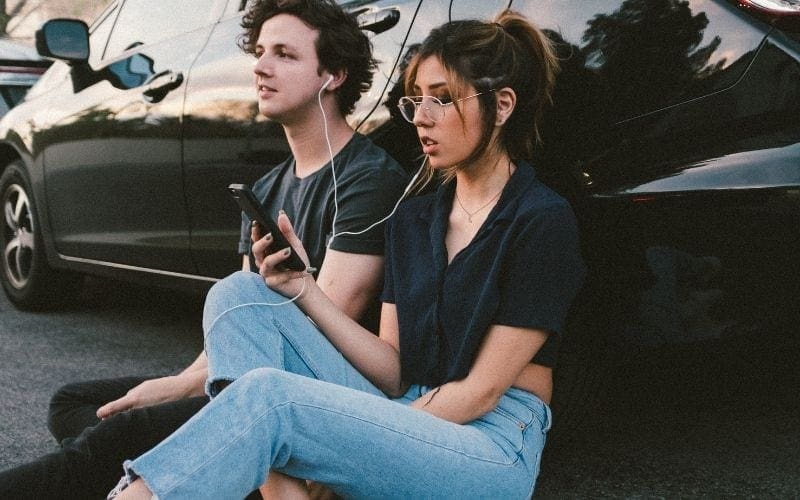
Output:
top-left (322, 74), bottom-right (334, 90)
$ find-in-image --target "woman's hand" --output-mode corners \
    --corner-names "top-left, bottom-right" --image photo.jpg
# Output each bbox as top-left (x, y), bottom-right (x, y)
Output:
top-left (251, 211), bottom-right (313, 298)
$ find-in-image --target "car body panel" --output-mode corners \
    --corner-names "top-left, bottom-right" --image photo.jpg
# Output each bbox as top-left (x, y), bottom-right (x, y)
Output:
top-left (37, 40), bottom-right (191, 272)
top-left (576, 25), bottom-right (800, 347)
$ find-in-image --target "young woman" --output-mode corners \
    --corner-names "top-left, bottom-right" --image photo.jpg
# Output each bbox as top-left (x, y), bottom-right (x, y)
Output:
top-left (114, 9), bottom-right (585, 499)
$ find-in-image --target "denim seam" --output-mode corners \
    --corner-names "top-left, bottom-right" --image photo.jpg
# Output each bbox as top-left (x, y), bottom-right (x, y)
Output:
top-left (493, 406), bottom-right (533, 460)
top-left (525, 450), bottom-right (544, 499)
top-left (204, 301), bottom-right (293, 338)
top-left (303, 403), bottom-right (521, 465)
top-left (295, 401), bottom-right (522, 465)
top-left (271, 316), bottom-right (326, 380)
top-left (153, 401), bottom-right (287, 496)
top-left (156, 398), bottom-right (522, 496)
top-left (204, 303), bottom-right (327, 381)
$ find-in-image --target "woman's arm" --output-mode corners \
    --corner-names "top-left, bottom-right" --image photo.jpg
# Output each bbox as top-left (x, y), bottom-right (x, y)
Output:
top-left (254, 214), bottom-right (403, 395)
top-left (313, 248), bottom-right (383, 321)
top-left (295, 288), bottom-right (403, 396)
top-left (410, 324), bottom-right (548, 424)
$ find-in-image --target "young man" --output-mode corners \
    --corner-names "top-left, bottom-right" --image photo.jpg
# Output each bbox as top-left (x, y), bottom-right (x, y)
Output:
top-left (0, 1), bottom-right (408, 498)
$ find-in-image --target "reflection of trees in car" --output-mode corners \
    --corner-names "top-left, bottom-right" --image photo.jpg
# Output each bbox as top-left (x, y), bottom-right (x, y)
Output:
top-left (36, 104), bottom-right (179, 144)
top-left (582, 0), bottom-right (722, 120)
top-left (369, 43), bottom-right (422, 176)
top-left (626, 245), bottom-right (732, 346)
top-left (184, 106), bottom-right (291, 166)
top-left (537, 30), bottom-right (605, 199)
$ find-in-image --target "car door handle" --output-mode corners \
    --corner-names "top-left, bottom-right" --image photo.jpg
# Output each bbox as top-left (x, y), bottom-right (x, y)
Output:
top-left (357, 7), bottom-right (400, 34)
top-left (142, 70), bottom-right (183, 102)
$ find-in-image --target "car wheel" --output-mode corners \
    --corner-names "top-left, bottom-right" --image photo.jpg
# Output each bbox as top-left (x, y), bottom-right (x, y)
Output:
top-left (0, 160), bottom-right (81, 309)
top-left (548, 338), bottom-right (611, 446)
top-left (546, 289), bottom-right (616, 446)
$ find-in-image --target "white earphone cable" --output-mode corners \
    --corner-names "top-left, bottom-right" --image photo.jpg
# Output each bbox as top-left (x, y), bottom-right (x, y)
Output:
top-left (259, 78), bottom-right (422, 307)
top-left (317, 77), bottom-right (423, 248)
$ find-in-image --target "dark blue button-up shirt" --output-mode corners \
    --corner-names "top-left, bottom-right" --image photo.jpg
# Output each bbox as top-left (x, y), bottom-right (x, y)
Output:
top-left (382, 163), bottom-right (585, 386)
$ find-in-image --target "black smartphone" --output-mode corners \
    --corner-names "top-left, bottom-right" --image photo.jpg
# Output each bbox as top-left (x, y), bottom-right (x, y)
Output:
top-left (227, 183), bottom-right (307, 272)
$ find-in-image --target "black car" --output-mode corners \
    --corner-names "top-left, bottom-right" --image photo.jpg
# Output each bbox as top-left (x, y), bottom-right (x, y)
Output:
top-left (0, 0), bottom-right (798, 421)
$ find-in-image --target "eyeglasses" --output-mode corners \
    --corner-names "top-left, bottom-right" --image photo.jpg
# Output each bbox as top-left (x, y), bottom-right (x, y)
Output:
top-left (396, 90), bottom-right (494, 123)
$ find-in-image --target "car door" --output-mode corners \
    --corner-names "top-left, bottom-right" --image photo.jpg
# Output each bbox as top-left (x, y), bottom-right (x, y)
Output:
top-left (39, 0), bottom-right (224, 274)
top-left (181, 1), bottom-right (289, 278)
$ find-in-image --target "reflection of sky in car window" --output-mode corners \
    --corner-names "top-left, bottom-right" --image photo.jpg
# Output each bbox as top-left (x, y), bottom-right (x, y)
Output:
top-left (400, 0), bottom-right (761, 74)
top-left (519, 0), bottom-right (761, 72)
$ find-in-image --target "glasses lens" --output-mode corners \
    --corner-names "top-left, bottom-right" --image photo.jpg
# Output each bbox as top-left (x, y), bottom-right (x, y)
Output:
top-left (397, 97), bottom-right (417, 123)
top-left (424, 96), bottom-right (444, 122)
top-left (397, 96), bottom-right (445, 123)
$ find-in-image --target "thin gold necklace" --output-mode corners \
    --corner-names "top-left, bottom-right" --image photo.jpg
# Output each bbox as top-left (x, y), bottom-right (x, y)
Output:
top-left (455, 158), bottom-right (512, 223)
top-left (455, 188), bottom-right (503, 223)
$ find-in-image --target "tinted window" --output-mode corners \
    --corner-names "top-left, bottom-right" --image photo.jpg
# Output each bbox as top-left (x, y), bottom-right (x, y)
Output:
top-left (526, 0), bottom-right (765, 122)
top-left (0, 86), bottom-right (29, 109)
top-left (104, 0), bottom-right (216, 58)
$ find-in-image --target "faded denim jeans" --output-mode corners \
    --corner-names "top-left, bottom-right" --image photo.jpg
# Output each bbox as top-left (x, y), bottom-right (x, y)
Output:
top-left (124, 271), bottom-right (551, 499)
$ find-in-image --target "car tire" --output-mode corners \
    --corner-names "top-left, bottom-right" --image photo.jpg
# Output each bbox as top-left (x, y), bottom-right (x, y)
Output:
top-left (546, 290), bottom-right (616, 446)
top-left (0, 160), bottom-right (81, 310)
top-left (548, 339), bottom-right (610, 446)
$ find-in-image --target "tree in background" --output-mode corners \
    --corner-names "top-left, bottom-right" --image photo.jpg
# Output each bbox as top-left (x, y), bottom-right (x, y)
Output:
top-left (1, 0), bottom-right (112, 41)
top-left (0, 0), bottom-right (24, 36)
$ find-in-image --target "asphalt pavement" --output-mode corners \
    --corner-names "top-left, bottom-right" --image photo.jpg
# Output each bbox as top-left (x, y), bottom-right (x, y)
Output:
top-left (0, 277), bottom-right (203, 471)
top-left (1, 277), bottom-right (798, 497)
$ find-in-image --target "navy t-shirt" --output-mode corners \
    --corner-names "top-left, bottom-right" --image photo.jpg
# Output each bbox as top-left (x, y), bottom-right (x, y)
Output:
top-left (381, 163), bottom-right (585, 386)
top-left (238, 133), bottom-right (409, 270)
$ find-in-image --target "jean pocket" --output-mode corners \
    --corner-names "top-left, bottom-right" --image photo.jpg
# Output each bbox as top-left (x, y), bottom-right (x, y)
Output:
top-left (475, 402), bottom-right (532, 460)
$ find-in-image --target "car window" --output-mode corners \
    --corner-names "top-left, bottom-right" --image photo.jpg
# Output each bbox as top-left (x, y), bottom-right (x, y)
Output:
top-left (234, 0), bottom-right (374, 14)
top-left (525, 0), bottom-right (766, 122)
top-left (89, 3), bottom-right (120, 66)
top-left (447, 0), bottom-right (515, 22)
top-left (0, 86), bottom-right (29, 109)
top-left (104, 0), bottom-right (217, 59)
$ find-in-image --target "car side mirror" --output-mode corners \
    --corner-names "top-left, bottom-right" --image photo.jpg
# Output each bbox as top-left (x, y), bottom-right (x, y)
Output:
top-left (35, 19), bottom-right (90, 63)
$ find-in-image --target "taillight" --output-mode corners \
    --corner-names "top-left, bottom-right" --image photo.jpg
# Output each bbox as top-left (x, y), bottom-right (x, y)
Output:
top-left (738, 0), bottom-right (800, 31)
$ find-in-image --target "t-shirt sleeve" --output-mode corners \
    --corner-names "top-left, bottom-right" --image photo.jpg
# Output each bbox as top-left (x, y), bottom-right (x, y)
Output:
top-left (327, 158), bottom-right (409, 256)
top-left (494, 204), bottom-right (585, 335)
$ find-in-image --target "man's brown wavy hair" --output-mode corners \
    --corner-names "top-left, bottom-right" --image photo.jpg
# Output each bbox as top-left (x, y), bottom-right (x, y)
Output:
top-left (239, 0), bottom-right (376, 116)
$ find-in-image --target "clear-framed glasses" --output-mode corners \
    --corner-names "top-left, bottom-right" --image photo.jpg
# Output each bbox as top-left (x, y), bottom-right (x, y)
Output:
top-left (396, 90), bottom-right (494, 123)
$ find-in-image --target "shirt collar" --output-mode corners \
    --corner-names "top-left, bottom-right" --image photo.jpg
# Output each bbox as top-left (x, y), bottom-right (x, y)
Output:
top-left (422, 161), bottom-right (537, 269)
top-left (421, 161), bottom-right (537, 226)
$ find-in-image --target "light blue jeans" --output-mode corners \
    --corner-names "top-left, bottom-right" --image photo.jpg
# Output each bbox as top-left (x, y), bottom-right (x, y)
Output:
top-left (125, 271), bottom-right (551, 499)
